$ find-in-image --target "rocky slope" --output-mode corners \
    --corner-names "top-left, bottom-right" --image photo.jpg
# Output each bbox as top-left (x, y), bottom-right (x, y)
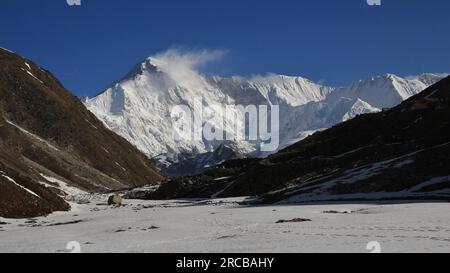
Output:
top-left (142, 76), bottom-right (450, 203)
top-left (85, 51), bottom-right (446, 176)
top-left (0, 48), bottom-right (163, 218)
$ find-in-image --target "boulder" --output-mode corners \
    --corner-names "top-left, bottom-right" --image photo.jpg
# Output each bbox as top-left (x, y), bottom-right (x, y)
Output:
top-left (108, 194), bottom-right (123, 207)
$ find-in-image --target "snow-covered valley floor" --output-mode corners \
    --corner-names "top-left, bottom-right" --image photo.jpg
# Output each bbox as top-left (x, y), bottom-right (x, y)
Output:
top-left (1, 197), bottom-right (449, 253)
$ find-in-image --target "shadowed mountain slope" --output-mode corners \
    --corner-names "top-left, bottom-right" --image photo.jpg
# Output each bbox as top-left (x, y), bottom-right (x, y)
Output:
top-left (146, 76), bottom-right (450, 203)
top-left (0, 48), bottom-right (163, 218)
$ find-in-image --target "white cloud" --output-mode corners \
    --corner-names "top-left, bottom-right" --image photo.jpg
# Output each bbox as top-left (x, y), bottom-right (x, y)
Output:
top-left (150, 48), bottom-right (225, 71)
top-left (147, 48), bottom-right (225, 87)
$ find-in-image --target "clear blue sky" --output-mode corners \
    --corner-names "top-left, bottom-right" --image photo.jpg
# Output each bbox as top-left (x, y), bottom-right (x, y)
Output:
top-left (1, 0), bottom-right (449, 97)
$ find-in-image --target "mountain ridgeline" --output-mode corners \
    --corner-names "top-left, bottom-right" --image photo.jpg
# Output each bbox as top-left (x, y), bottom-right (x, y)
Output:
top-left (85, 55), bottom-right (447, 176)
top-left (1, 47), bottom-right (449, 217)
top-left (141, 76), bottom-right (450, 203)
top-left (0, 48), bottom-right (163, 218)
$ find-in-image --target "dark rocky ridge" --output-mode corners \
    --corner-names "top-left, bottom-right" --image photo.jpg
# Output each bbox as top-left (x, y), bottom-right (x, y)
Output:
top-left (157, 144), bottom-right (245, 177)
top-left (0, 48), bottom-right (163, 218)
top-left (146, 76), bottom-right (450, 202)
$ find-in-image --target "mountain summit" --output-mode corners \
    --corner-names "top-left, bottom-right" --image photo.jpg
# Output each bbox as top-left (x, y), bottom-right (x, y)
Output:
top-left (85, 53), bottom-right (447, 176)
top-left (144, 75), bottom-right (450, 203)
top-left (221, 75), bottom-right (450, 202)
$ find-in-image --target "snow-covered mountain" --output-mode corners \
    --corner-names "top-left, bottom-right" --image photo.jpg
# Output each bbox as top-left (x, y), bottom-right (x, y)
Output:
top-left (84, 51), bottom-right (447, 175)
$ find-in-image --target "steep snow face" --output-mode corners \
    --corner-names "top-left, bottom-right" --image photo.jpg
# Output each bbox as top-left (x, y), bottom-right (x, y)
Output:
top-left (84, 52), bottom-right (446, 174)
top-left (85, 57), bottom-right (258, 159)
top-left (210, 75), bottom-right (332, 107)
top-left (327, 74), bottom-right (445, 109)
top-left (85, 52), bottom-right (334, 161)
top-left (342, 99), bottom-right (380, 122)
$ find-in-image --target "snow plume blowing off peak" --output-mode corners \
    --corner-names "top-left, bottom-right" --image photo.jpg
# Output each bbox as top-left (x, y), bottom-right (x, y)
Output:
top-left (144, 48), bottom-right (226, 89)
top-left (85, 48), bottom-right (447, 176)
